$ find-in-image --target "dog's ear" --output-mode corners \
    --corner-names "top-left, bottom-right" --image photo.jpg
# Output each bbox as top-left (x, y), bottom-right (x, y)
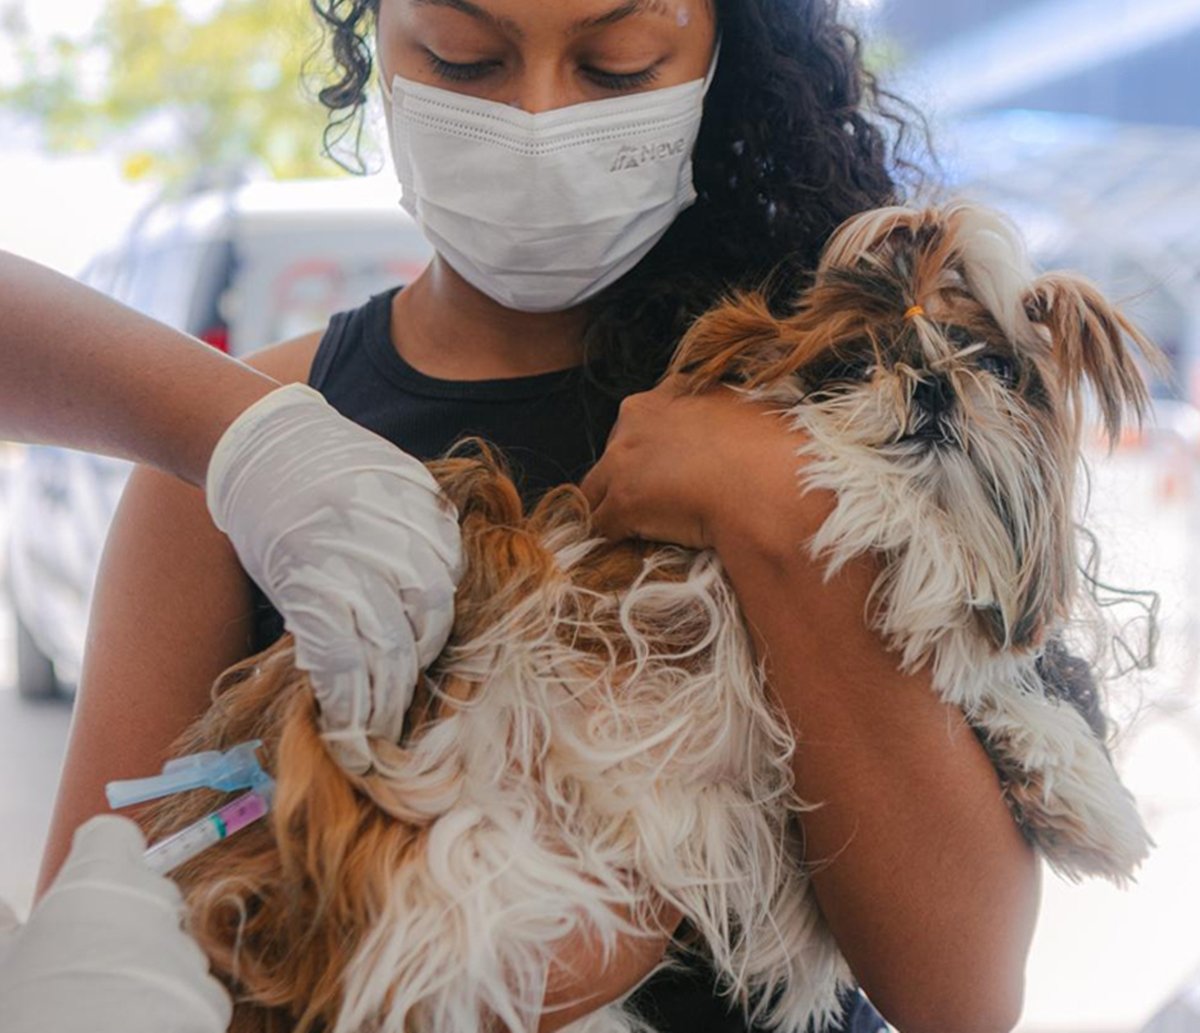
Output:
top-left (1024, 273), bottom-right (1163, 445)
top-left (670, 291), bottom-right (805, 392)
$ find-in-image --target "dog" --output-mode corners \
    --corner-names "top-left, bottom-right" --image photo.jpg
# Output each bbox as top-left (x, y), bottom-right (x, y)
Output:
top-left (143, 202), bottom-right (1158, 1033)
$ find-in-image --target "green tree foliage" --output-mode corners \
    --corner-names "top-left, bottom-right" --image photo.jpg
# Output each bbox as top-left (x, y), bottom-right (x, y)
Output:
top-left (1, 0), bottom-right (344, 185)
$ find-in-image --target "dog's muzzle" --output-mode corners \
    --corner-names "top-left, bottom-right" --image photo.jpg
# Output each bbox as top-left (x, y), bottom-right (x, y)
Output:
top-left (898, 375), bottom-right (956, 446)
top-left (912, 374), bottom-right (954, 416)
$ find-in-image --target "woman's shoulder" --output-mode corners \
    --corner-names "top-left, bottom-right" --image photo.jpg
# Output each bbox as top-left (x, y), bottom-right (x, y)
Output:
top-left (240, 330), bottom-right (324, 385)
top-left (242, 287), bottom-right (398, 387)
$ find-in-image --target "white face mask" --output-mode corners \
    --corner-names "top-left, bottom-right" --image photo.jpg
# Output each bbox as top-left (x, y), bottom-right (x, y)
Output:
top-left (384, 44), bottom-right (719, 313)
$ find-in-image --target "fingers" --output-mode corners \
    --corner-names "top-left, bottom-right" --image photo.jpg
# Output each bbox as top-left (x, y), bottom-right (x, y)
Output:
top-left (56, 817), bottom-right (182, 912)
top-left (309, 666), bottom-right (371, 746)
top-left (309, 641), bottom-right (420, 775)
top-left (319, 725), bottom-right (374, 777)
top-left (70, 815), bottom-right (149, 864)
top-left (587, 496), bottom-right (626, 543)
top-left (578, 463), bottom-right (607, 512)
top-left (365, 640), bottom-right (420, 745)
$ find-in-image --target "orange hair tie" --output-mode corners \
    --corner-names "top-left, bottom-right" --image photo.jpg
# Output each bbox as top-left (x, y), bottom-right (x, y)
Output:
top-left (904, 305), bottom-right (926, 321)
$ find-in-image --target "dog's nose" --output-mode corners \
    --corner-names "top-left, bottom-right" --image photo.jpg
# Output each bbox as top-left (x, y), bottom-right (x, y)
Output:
top-left (913, 374), bottom-right (954, 416)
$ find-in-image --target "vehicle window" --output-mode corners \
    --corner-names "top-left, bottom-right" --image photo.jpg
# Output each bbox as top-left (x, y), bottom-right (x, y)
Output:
top-left (119, 240), bottom-right (215, 330)
top-left (224, 224), bottom-right (432, 354)
top-left (264, 255), bottom-right (427, 344)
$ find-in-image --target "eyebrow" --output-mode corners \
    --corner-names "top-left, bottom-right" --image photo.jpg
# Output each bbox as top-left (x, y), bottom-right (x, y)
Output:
top-left (570, 0), bottom-right (674, 35)
top-left (411, 0), bottom-right (675, 40)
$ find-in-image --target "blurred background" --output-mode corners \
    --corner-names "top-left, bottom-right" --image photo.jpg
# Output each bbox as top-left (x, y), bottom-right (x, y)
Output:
top-left (1, 1), bottom-right (1198, 1030)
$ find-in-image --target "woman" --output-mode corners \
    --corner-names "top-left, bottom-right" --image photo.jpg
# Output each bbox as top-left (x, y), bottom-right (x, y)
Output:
top-left (38, 1), bottom-right (1040, 1030)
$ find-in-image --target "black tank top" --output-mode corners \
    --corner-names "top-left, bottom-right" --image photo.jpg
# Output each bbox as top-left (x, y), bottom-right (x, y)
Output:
top-left (249, 286), bottom-right (620, 651)
top-left (249, 288), bottom-right (881, 1033)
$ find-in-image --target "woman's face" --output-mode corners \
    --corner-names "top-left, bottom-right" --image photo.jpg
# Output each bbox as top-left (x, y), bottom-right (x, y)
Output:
top-left (377, 0), bottom-right (717, 112)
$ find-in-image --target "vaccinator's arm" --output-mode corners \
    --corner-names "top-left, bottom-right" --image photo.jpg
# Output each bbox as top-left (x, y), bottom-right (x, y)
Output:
top-left (0, 250), bottom-right (277, 485)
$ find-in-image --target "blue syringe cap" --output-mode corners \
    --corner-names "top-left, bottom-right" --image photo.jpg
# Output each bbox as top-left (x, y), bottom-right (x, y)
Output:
top-left (105, 740), bottom-right (268, 810)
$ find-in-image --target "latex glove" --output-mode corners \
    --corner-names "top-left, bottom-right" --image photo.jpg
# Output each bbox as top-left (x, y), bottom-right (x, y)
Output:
top-left (206, 383), bottom-right (463, 773)
top-left (0, 816), bottom-right (232, 1033)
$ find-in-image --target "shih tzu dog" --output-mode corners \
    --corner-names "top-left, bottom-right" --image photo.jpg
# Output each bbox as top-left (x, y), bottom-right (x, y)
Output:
top-left (143, 202), bottom-right (1158, 1033)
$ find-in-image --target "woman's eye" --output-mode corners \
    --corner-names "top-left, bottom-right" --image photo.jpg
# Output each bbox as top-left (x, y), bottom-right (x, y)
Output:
top-left (978, 354), bottom-right (1018, 387)
top-left (583, 64), bottom-right (662, 91)
top-left (425, 51), bottom-right (500, 83)
top-left (422, 50), bottom-right (662, 92)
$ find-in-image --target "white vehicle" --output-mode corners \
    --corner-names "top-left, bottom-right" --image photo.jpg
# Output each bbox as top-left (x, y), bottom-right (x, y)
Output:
top-left (5, 176), bottom-right (432, 698)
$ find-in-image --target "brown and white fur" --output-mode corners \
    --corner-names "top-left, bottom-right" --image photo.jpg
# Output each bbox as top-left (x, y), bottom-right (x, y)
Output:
top-left (144, 202), bottom-right (1157, 1033)
top-left (673, 201), bottom-right (1159, 883)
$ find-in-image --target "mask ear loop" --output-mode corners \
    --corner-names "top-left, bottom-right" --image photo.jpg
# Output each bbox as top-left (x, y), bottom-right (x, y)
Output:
top-left (703, 35), bottom-right (723, 93)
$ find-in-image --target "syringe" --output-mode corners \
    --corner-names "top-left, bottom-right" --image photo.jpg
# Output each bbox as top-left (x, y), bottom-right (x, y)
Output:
top-left (143, 786), bottom-right (274, 876)
top-left (106, 740), bottom-right (276, 875)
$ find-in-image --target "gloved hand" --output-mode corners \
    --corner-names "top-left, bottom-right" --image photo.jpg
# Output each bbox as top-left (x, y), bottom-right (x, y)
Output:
top-left (206, 383), bottom-right (463, 773)
top-left (0, 816), bottom-right (232, 1033)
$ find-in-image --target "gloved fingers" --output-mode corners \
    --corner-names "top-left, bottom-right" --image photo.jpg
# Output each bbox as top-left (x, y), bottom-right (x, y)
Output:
top-left (344, 569), bottom-right (424, 658)
top-left (319, 721), bottom-right (374, 776)
top-left (0, 898), bottom-right (20, 969)
top-left (281, 563), bottom-right (421, 663)
top-left (395, 553), bottom-right (459, 666)
top-left (287, 592), bottom-right (371, 676)
top-left (67, 814), bottom-right (148, 865)
top-left (367, 482), bottom-right (465, 573)
top-left (309, 664), bottom-right (372, 745)
top-left (304, 474), bottom-right (463, 583)
top-left (0, 826), bottom-right (234, 1033)
top-left (52, 816), bottom-right (183, 913)
top-left (342, 547), bottom-right (458, 667)
top-left (149, 922), bottom-right (235, 1029)
top-left (0, 898), bottom-right (19, 935)
top-left (365, 640), bottom-right (421, 746)
top-left (20, 907), bottom-right (234, 1033)
top-left (194, 966), bottom-right (236, 1032)
top-left (312, 644), bottom-right (421, 774)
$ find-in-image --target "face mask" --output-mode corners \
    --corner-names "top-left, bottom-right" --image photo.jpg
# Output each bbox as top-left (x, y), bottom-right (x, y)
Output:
top-left (384, 44), bottom-right (719, 313)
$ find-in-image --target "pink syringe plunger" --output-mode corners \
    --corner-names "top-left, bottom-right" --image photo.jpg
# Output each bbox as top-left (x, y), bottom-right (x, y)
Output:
top-left (142, 785), bottom-right (273, 876)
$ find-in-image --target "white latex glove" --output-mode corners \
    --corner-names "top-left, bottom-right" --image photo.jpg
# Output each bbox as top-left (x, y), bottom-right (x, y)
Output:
top-left (206, 383), bottom-right (463, 773)
top-left (0, 816), bottom-right (232, 1033)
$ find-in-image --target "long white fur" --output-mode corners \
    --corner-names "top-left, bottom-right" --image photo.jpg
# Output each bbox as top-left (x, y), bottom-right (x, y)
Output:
top-left (337, 535), bottom-right (851, 1033)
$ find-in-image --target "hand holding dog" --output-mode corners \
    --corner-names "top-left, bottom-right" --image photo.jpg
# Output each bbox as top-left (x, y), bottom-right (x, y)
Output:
top-left (580, 372), bottom-right (828, 554)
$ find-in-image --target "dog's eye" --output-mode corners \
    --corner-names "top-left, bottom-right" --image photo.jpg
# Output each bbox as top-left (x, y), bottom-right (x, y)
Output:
top-left (827, 360), bottom-right (874, 382)
top-left (978, 353), bottom-right (1018, 387)
top-left (803, 356), bottom-right (874, 386)
top-left (947, 325), bottom-right (979, 349)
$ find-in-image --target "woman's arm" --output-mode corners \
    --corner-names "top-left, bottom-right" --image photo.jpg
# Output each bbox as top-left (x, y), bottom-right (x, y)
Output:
top-left (1, 250), bottom-right (277, 483)
top-left (538, 903), bottom-right (681, 1032)
top-left (714, 519), bottom-right (1039, 1033)
top-left (581, 380), bottom-right (1040, 1033)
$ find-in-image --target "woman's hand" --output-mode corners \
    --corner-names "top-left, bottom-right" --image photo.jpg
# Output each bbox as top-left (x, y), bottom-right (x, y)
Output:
top-left (580, 374), bottom-right (821, 551)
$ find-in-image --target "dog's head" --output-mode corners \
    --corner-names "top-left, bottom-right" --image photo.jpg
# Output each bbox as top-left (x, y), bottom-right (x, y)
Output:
top-left (673, 203), bottom-right (1162, 654)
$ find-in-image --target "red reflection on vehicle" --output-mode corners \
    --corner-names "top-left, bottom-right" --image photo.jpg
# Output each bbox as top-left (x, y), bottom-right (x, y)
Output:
top-left (198, 325), bottom-right (230, 353)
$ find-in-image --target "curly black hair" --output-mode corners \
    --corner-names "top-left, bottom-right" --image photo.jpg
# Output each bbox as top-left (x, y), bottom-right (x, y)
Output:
top-left (308, 0), bottom-right (935, 395)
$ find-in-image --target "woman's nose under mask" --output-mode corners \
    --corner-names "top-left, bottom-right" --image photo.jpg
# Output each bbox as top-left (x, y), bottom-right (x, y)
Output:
top-left (385, 43), bottom-right (720, 313)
